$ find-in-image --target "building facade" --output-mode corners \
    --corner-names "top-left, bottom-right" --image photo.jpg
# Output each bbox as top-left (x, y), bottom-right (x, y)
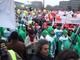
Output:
top-left (53, 0), bottom-right (80, 11)
top-left (70, 0), bottom-right (80, 10)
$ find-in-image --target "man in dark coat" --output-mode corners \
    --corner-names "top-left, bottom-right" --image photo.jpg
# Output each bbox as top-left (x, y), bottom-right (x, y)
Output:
top-left (7, 31), bottom-right (26, 60)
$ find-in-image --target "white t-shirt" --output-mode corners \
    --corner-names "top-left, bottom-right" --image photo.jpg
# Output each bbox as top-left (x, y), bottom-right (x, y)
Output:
top-left (54, 28), bottom-right (62, 37)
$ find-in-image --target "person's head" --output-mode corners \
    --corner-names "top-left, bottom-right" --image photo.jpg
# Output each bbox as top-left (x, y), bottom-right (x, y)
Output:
top-left (57, 23), bottom-right (62, 29)
top-left (56, 49), bottom-right (79, 60)
top-left (7, 28), bottom-right (10, 31)
top-left (37, 39), bottom-right (49, 56)
top-left (47, 26), bottom-right (54, 37)
top-left (22, 24), bottom-right (26, 31)
top-left (0, 39), bottom-right (7, 57)
top-left (28, 29), bottom-right (35, 36)
top-left (62, 29), bottom-right (68, 37)
top-left (68, 29), bottom-right (73, 36)
top-left (0, 39), bottom-right (7, 49)
top-left (10, 31), bottom-right (18, 40)
top-left (22, 21), bottom-right (24, 24)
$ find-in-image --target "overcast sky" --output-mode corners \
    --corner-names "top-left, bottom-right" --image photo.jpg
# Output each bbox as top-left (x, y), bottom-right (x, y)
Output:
top-left (14, 0), bottom-right (70, 7)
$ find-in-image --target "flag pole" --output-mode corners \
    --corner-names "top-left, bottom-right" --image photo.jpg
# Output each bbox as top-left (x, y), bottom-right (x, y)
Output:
top-left (42, 0), bottom-right (45, 10)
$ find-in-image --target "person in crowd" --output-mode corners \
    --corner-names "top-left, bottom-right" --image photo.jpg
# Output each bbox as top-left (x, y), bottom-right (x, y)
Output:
top-left (22, 17), bottom-right (28, 25)
top-left (68, 29), bottom-right (73, 37)
top-left (74, 25), bottom-right (79, 33)
top-left (2, 28), bottom-right (11, 41)
top-left (42, 22), bottom-right (48, 30)
top-left (17, 26), bottom-right (26, 42)
top-left (40, 30), bottom-right (48, 39)
top-left (54, 23), bottom-right (62, 38)
top-left (59, 29), bottom-right (69, 50)
top-left (25, 28), bottom-right (39, 60)
top-left (64, 33), bottom-right (77, 50)
top-left (55, 49), bottom-right (79, 60)
top-left (3, 28), bottom-right (11, 38)
top-left (0, 39), bottom-right (22, 60)
top-left (31, 39), bottom-right (54, 60)
top-left (7, 31), bottom-right (26, 60)
top-left (45, 26), bottom-right (56, 57)
top-left (73, 28), bottom-right (80, 57)
top-left (34, 23), bottom-right (41, 38)
top-left (54, 23), bottom-right (63, 56)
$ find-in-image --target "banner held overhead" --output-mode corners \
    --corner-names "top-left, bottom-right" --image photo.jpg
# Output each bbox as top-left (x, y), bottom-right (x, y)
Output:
top-left (0, 0), bottom-right (16, 29)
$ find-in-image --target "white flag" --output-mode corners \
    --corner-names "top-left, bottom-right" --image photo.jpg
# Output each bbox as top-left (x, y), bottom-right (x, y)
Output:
top-left (0, 0), bottom-right (16, 29)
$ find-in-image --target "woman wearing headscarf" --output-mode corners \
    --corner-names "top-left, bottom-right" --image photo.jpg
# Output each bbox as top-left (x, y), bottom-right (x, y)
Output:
top-left (59, 29), bottom-right (69, 50)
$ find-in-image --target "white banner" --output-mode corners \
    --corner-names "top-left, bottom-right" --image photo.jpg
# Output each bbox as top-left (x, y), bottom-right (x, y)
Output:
top-left (0, 0), bottom-right (16, 29)
top-left (55, 16), bottom-right (80, 24)
top-left (64, 17), bottom-right (80, 24)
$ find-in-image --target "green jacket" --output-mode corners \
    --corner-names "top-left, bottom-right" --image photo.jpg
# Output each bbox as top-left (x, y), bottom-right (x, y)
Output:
top-left (47, 27), bottom-right (56, 56)
top-left (64, 39), bottom-right (76, 50)
top-left (74, 34), bottom-right (80, 57)
top-left (17, 27), bottom-right (26, 42)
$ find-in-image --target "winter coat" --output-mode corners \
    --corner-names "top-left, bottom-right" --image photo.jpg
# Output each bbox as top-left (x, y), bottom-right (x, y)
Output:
top-left (31, 53), bottom-right (54, 60)
top-left (25, 35), bottom-right (39, 54)
top-left (64, 39), bottom-right (76, 50)
top-left (0, 50), bottom-right (22, 60)
top-left (7, 41), bottom-right (26, 59)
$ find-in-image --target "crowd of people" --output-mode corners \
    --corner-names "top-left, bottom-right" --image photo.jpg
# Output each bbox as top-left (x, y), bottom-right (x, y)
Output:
top-left (0, 9), bottom-right (80, 60)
